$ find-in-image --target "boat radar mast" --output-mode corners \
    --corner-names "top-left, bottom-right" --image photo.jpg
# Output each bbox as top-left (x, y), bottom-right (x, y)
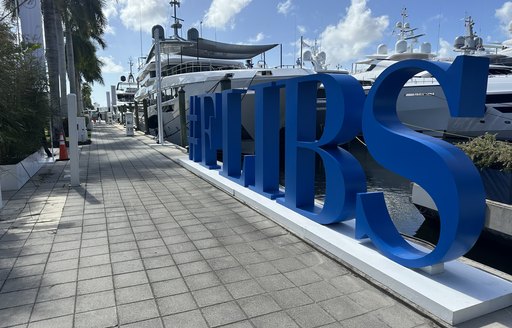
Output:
top-left (169, 0), bottom-right (185, 40)
top-left (394, 8), bottom-right (427, 53)
top-left (453, 16), bottom-right (485, 54)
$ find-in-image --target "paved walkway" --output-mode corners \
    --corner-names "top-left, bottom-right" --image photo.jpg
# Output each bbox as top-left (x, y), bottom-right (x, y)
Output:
top-left (0, 124), bottom-right (507, 328)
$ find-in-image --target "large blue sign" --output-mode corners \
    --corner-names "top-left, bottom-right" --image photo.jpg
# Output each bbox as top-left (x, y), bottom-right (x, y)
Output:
top-left (188, 55), bottom-right (489, 268)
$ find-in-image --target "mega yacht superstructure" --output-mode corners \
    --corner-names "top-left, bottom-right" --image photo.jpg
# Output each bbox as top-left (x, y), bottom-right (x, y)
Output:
top-left (351, 10), bottom-right (512, 140)
top-left (135, 1), bottom-right (317, 147)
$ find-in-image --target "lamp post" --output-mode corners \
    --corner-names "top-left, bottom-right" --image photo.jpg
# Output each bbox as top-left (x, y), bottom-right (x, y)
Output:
top-left (152, 25), bottom-right (165, 145)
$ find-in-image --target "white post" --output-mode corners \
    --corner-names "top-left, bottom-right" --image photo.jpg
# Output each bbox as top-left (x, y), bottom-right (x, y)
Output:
top-left (67, 93), bottom-right (80, 186)
top-left (0, 180), bottom-right (3, 209)
top-left (153, 26), bottom-right (164, 145)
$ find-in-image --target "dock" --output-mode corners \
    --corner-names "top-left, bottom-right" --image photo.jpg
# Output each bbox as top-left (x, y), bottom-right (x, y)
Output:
top-left (0, 123), bottom-right (510, 327)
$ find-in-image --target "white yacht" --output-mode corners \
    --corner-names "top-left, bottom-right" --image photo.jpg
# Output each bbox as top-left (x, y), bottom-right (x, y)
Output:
top-left (351, 10), bottom-right (512, 140)
top-left (135, 1), bottom-right (317, 147)
top-left (114, 60), bottom-right (138, 115)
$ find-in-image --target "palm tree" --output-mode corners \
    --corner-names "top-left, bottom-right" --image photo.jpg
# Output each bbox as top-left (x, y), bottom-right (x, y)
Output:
top-left (58, 0), bottom-right (107, 114)
top-left (4, 0), bottom-right (107, 124)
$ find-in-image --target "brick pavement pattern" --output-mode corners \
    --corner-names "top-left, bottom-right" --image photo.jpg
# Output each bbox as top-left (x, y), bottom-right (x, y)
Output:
top-left (0, 124), bottom-right (439, 327)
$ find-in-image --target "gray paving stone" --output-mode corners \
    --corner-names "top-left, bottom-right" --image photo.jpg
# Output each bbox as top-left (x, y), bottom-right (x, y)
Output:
top-left (178, 260), bottom-right (211, 276)
top-left (284, 268), bottom-right (323, 286)
top-left (172, 250), bottom-right (203, 264)
top-left (79, 254), bottom-right (110, 268)
top-left (110, 249), bottom-right (140, 263)
top-left (238, 294), bottom-right (281, 318)
top-left (140, 246), bottom-right (169, 258)
top-left (256, 273), bottom-right (295, 292)
top-left (40, 269), bottom-right (77, 287)
top-left (201, 301), bottom-right (247, 327)
top-left (193, 238), bottom-right (222, 249)
top-left (0, 288), bottom-right (37, 309)
top-left (234, 251), bottom-right (266, 265)
top-left (48, 249), bottom-right (79, 263)
top-left (218, 321), bottom-right (254, 328)
top-left (122, 317), bottom-right (164, 328)
top-left (184, 271), bottom-right (221, 291)
top-left (1, 275), bottom-right (42, 293)
top-left (112, 259), bottom-right (144, 275)
top-left (115, 283), bottom-right (154, 304)
top-left (143, 255), bottom-right (175, 269)
top-left (207, 255), bottom-right (240, 270)
top-left (74, 306), bottom-right (118, 328)
top-left (77, 276), bottom-right (113, 295)
top-left (217, 266), bottom-right (251, 284)
top-left (0, 304), bottom-right (32, 328)
top-left (244, 262), bottom-right (279, 277)
top-left (44, 258), bottom-right (78, 273)
top-left (337, 312), bottom-right (389, 328)
top-left (318, 296), bottom-right (369, 321)
top-left (300, 281), bottom-right (343, 302)
top-left (372, 304), bottom-right (428, 328)
top-left (162, 309), bottom-right (208, 328)
top-left (76, 289), bottom-right (115, 313)
top-left (28, 314), bottom-right (73, 328)
top-left (250, 311), bottom-right (299, 328)
top-left (271, 287), bottom-right (314, 309)
top-left (118, 299), bottom-right (160, 325)
top-left (31, 297), bottom-right (75, 322)
top-left (157, 292), bottom-right (197, 315)
top-left (37, 282), bottom-right (76, 302)
top-left (114, 270), bottom-right (149, 288)
top-left (287, 304), bottom-right (336, 328)
top-left (151, 278), bottom-right (189, 298)
top-left (192, 285), bottom-right (232, 307)
top-left (347, 289), bottom-right (395, 311)
top-left (77, 263), bottom-right (112, 280)
top-left (147, 266), bottom-right (180, 282)
top-left (225, 279), bottom-right (265, 299)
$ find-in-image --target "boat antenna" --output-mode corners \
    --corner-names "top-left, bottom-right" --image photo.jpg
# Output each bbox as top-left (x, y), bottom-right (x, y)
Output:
top-left (170, 0), bottom-right (184, 39)
top-left (128, 58), bottom-right (135, 83)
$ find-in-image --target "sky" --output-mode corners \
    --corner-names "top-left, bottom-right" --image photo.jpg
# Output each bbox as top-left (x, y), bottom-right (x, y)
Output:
top-left (4, 0), bottom-right (512, 107)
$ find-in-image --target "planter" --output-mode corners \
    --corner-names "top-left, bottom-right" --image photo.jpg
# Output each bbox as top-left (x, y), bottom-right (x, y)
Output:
top-left (0, 149), bottom-right (47, 192)
top-left (480, 169), bottom-right (512, 205)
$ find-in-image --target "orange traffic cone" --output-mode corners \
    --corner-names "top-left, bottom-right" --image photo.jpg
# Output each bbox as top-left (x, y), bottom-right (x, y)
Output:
top-left (58, 133), bottom-right (69, 161)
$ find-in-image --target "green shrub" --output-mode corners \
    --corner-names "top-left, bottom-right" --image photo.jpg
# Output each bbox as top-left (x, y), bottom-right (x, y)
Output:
top-left (0, 22), bottom-right (50, 164)
top-left (456, 133), bottom-right (512, 172)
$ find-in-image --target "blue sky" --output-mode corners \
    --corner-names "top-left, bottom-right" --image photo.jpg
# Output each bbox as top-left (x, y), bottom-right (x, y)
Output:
top-left (5, 0), bottom-right (512, 107)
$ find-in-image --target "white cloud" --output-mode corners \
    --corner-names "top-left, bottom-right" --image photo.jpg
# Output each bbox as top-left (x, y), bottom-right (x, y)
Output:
top-left (100, 56), bottom-right (124, 74)
top-left (203, 0), bottom-right (252, 30)
top-left (496, 2), bottom-right (512, 34)
top-left (103, 2), bottom-right (118, 19)
top-left (437, 37), bottom-right (455, 59)
top-left (249, 32), bottom-right (265, 43)
top-left (297, 25), bottom-right (306, 35)
top-left (117, 0), bottom-right (169, 34)
top-left (317, 0), bottom-right (388, 67)
top-left (277, 0), bottom-right (293, 15)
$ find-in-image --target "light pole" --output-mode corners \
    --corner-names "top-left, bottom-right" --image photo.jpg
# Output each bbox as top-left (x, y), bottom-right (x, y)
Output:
top-left (152, 25), bottom-right (165, 145)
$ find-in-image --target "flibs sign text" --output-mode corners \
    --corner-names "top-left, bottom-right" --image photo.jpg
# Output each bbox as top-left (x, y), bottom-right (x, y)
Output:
top-left (188, 56), bottom-right (489, 268)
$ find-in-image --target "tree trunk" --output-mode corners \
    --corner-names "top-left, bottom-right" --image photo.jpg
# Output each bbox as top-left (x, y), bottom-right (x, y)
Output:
top-left (76, 74), bottom-right (84, 115)
top-left (55, 13), bottom-right (67, 118)
top-left (65, 27), bottom-right (77, 111)
top-left (41, 0), bottom-right (62, 142)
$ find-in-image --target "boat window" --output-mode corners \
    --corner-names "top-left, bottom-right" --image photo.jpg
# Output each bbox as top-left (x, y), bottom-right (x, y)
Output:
top-left (257, 70), bottom-right (273, 76)
top-left (489, 68), bottom-right (512, 75)
top-left (366, 64), bottom-right (376, 72)
top-left (493, 106), bottom-right (512, 113)
top-left (486, 94), bottom-right (512, 103)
